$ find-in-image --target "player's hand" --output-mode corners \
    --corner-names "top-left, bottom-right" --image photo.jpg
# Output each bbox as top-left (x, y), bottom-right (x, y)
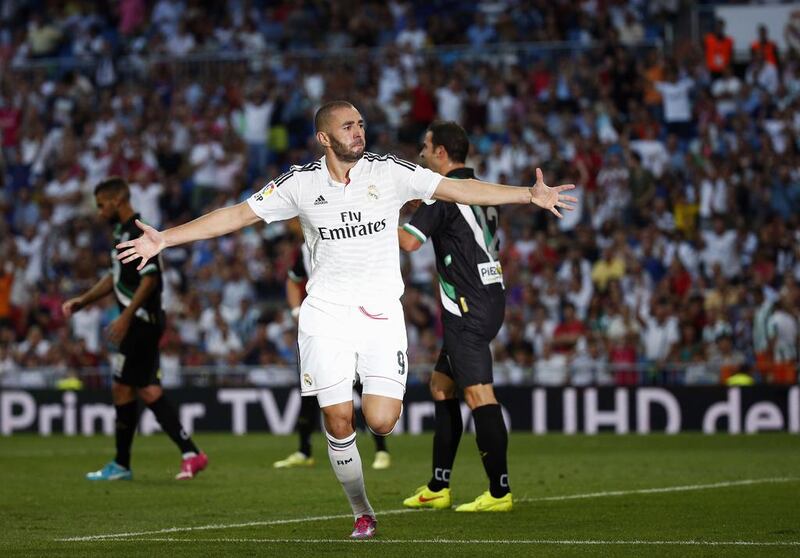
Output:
top-left (106, 314), bottom-right (131, 346)
top-left (529, 168), bottom-right (578, 219)
top-left (62, 297), bottom-right (84, 318)
top-left (115, 220), bottom-right (166, 271)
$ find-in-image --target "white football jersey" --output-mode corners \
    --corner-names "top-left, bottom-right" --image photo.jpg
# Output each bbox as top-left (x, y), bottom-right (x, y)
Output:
top-left (247, 152), bottom-right (442, 305)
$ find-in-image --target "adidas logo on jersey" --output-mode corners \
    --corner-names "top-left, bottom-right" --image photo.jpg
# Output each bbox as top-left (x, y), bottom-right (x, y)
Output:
top-left (314, 195), bottom-right (328, 205)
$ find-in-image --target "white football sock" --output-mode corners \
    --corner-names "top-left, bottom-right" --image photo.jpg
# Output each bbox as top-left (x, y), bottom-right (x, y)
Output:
top-left (326, 430), bottom-right (374, 519)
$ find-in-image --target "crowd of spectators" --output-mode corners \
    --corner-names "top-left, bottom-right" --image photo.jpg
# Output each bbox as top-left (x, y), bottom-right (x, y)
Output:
top-left (0, 1), bottom-right (798, 388)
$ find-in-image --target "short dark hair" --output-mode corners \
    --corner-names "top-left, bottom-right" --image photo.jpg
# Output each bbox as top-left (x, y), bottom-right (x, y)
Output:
top-left (314, 100), bottom-right (356, 132)
top-left (94, 176), bottom-right (130, 199)
top-left (427, 120), bottom-right (469, 163)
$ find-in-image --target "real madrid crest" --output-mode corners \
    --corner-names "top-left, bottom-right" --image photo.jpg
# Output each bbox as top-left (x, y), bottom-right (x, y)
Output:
top-left (367, 185), bottom-right (379, 200)
top-left (303, 373), bottom-right (313, 387)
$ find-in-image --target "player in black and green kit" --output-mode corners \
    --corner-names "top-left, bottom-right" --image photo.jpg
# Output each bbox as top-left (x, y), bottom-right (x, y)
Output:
top-left (63, 177), bottom-right (208, 481)
top-left (399, 121), bottom-right (511, 511)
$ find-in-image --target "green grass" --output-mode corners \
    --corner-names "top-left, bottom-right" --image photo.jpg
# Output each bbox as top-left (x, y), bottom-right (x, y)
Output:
top-left (1, 433), bottom-right (799, 557)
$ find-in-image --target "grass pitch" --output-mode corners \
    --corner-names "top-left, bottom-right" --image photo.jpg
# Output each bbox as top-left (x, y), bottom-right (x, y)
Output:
top-left (1, 433), bottom-right (798, 557)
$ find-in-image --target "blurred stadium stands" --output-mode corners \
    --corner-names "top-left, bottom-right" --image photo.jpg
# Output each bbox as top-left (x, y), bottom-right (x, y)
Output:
top-left (0, 0), bottom-right (798, 389)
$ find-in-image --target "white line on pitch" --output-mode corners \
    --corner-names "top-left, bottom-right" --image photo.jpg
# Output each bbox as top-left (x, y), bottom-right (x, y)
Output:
top-left (532, 477), bottom-right (799, 501)
top-left (76, 538), bottom-right (800, 546)
top-left (57, 509), bottom-right (414, 542)
top-left (57, 476), bottom-right (799, 542)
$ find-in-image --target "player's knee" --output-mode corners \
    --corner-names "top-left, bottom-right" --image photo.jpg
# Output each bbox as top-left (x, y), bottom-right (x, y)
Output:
top-left (322, 409), bottom-right (355, 439)
top-left (111, 383), bottom-right (135, 405)
top-left (366, 415), bottom-right (398, 436)
top-left (463, 384), bottom-right (497, 410)
top-left (326, 422), bottom-right (355, 439)
top-left (429, 383), bottom-right (455, 401)
top-left (137, 385), bottom-right (163, 405)
top-left (430, 372), bottom-right (456, 400)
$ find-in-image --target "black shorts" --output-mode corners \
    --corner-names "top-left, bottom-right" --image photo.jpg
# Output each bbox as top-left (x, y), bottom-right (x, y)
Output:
top-left (112, 319), bottom-right (164, 387)
top-left (435, 301), bottom-right (504, 388)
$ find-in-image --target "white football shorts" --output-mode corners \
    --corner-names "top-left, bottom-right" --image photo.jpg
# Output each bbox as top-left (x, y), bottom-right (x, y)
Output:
top-left (298, 296), bottom-right (408, 407)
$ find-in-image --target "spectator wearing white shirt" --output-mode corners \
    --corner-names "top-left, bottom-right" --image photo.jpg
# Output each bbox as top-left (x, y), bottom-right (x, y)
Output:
top-left (435, 78), bottom-right (464, 123)
top-left (557, 247), bottom-right (592, 284)
top-left (221, 261), bottom-right (255, 314)
top-left (512, 225), bottom-right (537, 263)
top-left (214, 142), bottom-right (245, 193)
top-left (152, 0), bottom-right (184, 37)
top-left (395, 18), bottom-right (427, 51)
top-left (14, 225), bottom-right (44, 286)
top-left (205, 313), bottom-right (243, 364)
top-left (188, 126), bottom-right (225, 211)
top-left (378, 50), bottom-right (405, 105)
top-left (129, 171), bottom-right (164, 229)
top-left (617, 10), bottom-right (644, 46)
top-left (699, 167), bottom-right (728, 221)
top-left (766, 297), bottom-right (799, 384)
top-left (655, 65), bottom-right (694, 139)
top-left (650, 196), bottom-right (675, 233)
top-left (524, 304), bottom-right (556, 358)
top-left (711, 66), bottom-right (742, 119)
top-left (79, 141), bottom-right (112, 186)
top-left (165, 21), bottom-right (195, 57)
top-left (593, 152), bottom-right (630, 228)
top-left (486, 82), bottom-right (513, 134)
top-left (176, 296), bottom-right (203, 346)
top-left (702, 307), bottom-right (733, 345)
top-left (0, 343), bottom-right (18, 376)
top-left (534, 342), bottom-right (569, 386)
top-left (15, 325), bottom-right (52, 366)
top-left (45, 164), bottom-right (81, 226)
top-left (637, 298), bottom-right (679, 383)
top-left (570, 338), bottom-right (612, 385)
top-left (701, 216), bottom-right (739, 279)
top-left (484, 141), bottom-right (514, 184)
top-left (238, 18), bottom-right (267, 54)
top-left (745, 50), bottom-right (779, 95)
top-left (630, 134), bottom-right (668, 178)
top-left (70, 304), bottom-right (102, 354)
top-left (565, 268), bottom-right (593, 321)
top-left (233, 89), bottom-right (274, 184)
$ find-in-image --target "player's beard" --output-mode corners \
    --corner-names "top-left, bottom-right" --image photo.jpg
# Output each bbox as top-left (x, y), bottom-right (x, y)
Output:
top-left (329, 135), bottom-right (364, 163)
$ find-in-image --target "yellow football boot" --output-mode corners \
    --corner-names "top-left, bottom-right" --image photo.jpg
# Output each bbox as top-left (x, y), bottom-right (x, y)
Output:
top-left (273, 451), bottom-right (315, 468)
top-left (372, 450), bottom-right (392, 470)
top-left (402, 485), bottom-right (451, 510)
top-left (454, 491), bottom-right (513, 512)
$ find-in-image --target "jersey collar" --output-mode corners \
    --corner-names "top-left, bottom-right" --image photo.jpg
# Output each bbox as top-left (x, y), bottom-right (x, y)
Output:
top-left (446, 167), bottom-right (475, 179)
top-left (120, 213), bottom-right (141, 229)
top-left (320, 155), bottom-right (366, 188)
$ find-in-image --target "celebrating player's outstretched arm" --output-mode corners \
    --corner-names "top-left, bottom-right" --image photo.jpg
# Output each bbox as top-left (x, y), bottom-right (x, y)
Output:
top-left (118, 168), bottom-right (573, 270)
top-left (433, 168), bottom-right (577, 218)
top-left (116, 201), bottom-right (260, 270)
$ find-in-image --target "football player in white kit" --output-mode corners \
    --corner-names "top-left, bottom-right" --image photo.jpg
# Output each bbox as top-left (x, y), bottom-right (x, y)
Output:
top-left (115, 100), bottom-right (577, 539)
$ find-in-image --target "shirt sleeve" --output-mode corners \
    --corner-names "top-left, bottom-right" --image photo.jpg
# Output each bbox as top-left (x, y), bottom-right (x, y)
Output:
top-left (138, 258), bottom-right (161, 276)
top-left (387, 155), bottom-right (443, 202)
top-left (404, 200), bottom-right (448, 242)
top-left (246, 172), bottom-right (300, 223)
